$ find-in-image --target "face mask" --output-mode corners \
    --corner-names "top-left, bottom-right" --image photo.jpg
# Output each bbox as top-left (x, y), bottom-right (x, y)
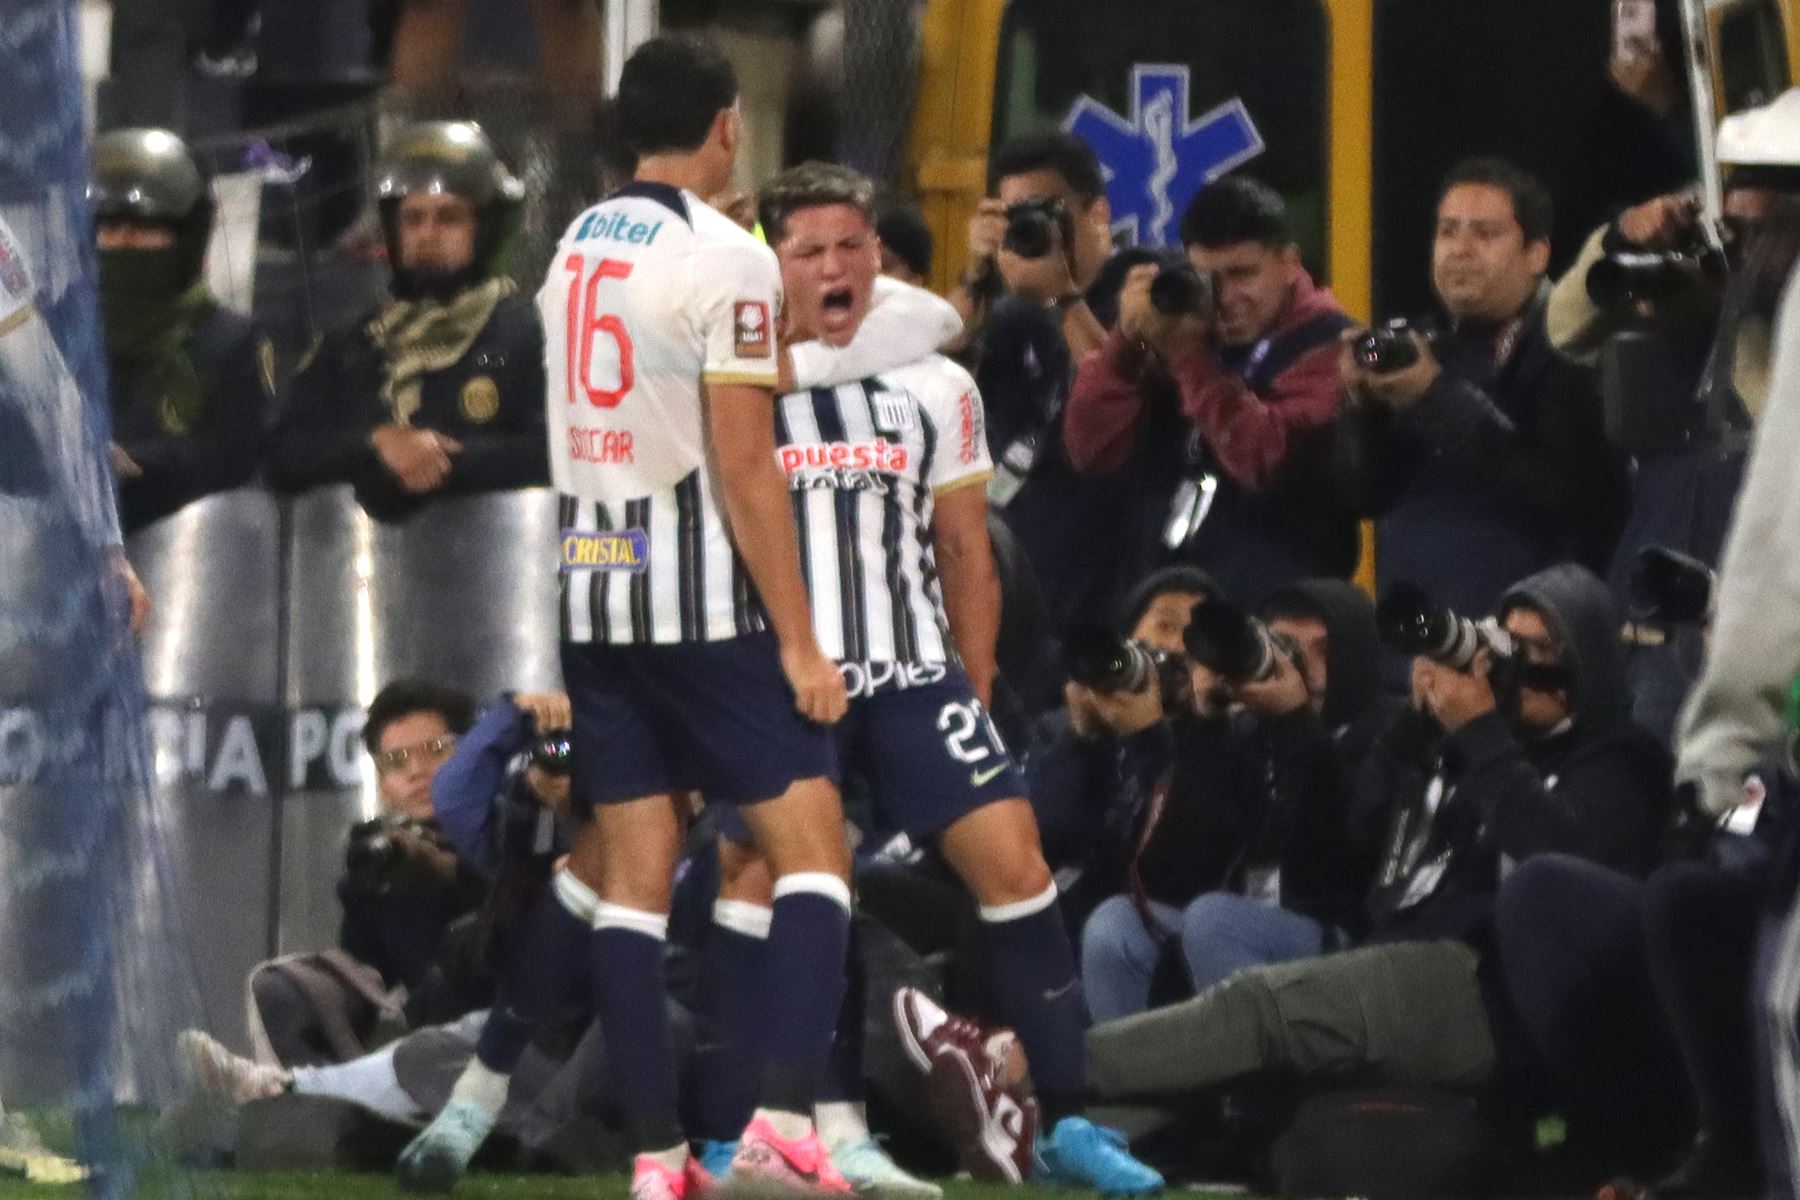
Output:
top-left (98, 247), bottom-right (192, 348)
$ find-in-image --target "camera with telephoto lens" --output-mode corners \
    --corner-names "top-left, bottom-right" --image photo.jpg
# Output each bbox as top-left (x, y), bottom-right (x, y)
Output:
top-left (1149, 263), bottom-right (1213, 318)
top-left (1630, 545), bottom-right (1715, 625)
top-left (1064, 626), bottom-right (1192, 713)
top-left (1182, 596), bottom-right (1296, 685)
top-left (1352, 318), bottom-right (1428, 374)
top-left (1586, 241), bottom-right (1728, 308)
top-left (345, 817), bottom-right (430, 892)
top-left (530, 729), bottom-right (573, 775)
top-left (1002, 196), bottom-right (1072, 260)
top-left (1376, 582), bottom-right (1517, 672)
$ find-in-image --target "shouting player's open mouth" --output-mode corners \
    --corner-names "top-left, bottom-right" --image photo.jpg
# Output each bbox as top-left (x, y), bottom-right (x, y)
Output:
top-left (817, 285), bottom-right (858, 338)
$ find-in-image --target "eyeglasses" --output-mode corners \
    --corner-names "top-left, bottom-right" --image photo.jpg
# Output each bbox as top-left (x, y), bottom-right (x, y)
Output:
top-left (373, 735), bottom-right (458, 775)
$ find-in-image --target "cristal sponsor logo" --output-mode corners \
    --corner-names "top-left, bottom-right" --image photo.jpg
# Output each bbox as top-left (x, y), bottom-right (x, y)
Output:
top-left (560, 528), bottom-right (650, 573)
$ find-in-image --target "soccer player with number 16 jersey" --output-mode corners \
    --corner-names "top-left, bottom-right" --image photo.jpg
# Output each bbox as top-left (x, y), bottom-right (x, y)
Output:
top-left (397, 36), bottom-right (856, 1200)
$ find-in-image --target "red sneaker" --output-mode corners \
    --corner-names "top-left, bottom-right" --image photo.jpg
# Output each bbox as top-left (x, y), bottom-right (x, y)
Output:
top-left (632, 1154), bottom-right (710, 1200)
top-left (727, 1115), bottom-right (854, 1196)
top-left (891, 987), bottom-right (1039, 1183)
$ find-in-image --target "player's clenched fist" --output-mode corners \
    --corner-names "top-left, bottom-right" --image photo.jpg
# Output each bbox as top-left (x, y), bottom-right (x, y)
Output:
top-left (780, 639), bottom-right (849, 725)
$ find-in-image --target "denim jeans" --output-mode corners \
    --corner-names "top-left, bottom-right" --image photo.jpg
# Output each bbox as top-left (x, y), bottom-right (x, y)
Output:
top-left (1081, 891), bottom-right (1332, 1021)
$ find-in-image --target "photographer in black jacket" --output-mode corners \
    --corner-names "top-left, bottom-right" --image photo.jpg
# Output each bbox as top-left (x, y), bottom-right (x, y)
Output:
top-left (1334, 159), bottom-right (1629, 618)
top-left (1079, 580), bottom-right (1392, 1021)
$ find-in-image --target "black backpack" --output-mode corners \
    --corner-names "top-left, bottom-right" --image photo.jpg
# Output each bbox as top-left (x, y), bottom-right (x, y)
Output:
top-left (1272, 1088), bottom-right (1498, 1199)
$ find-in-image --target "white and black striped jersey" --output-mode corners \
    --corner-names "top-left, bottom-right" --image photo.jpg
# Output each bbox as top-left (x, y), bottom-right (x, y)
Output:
top-left (542, 182), bottom-right (781, 645)
top-left (775, 355), bottom-right (993, 665)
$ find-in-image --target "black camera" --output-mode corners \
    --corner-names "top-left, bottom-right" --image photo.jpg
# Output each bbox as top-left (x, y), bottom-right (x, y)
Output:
top-left (1630, 545), bottom-right (1714, 625)
top-left (345, 817), bottom-right (423, 891)
top-left (530, 729), bottom-right (573, 775)
top-left (1352, 319), bottom-right (1426, 373)
top-left (1002, 197), bottom-right (1070, 260)
top-left (1149, 264), bottom-right (1212, 318)
top-left (1376, 582), bottom-right (1516, 672)
top-left (1587, 245), bottom-right (1727, 308)
top-left (1183, 597), bottom-right (1293, 685)
top-left (1064, 626), bottom-right (1191, 712)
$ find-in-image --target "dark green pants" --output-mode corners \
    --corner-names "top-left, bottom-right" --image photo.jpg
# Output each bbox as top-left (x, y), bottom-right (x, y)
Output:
top-left (1087, 939), bottom-right (1497, 1098)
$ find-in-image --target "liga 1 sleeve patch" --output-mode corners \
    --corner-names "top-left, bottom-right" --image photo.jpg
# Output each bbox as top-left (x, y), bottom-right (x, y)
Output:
top-left (733, 300), bottom-right (772, 359)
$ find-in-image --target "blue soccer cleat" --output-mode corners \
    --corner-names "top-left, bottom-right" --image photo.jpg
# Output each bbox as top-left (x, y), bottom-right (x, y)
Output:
top-left (698, 1138), bottom-right (738, 1181)
top-left (396, 1098), bottom-right (496, 1194)
top-left (1033, 1116), bottom-right (1164, 1197)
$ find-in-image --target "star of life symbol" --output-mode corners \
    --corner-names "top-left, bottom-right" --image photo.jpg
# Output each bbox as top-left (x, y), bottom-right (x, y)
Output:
top-left (1064, 64), bottom-right (1266, 247)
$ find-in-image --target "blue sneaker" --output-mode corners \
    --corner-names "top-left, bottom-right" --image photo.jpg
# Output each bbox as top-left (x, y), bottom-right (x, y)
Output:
top-left (830, 1137), bottom-right (943, 1198)
top-left (698, 1138), bottom-right (738, 1181)
top-left (396, 1098), bottom-right (496, 1193)
top-left (1033, 1117), bottom-right (1163, 1196)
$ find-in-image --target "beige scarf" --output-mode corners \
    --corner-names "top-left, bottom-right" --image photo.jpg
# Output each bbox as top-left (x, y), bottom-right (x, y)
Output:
top-left (365, 277), bottom-right (516, 425)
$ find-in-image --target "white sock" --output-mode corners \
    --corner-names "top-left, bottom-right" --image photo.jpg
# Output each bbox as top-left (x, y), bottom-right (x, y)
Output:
top-left (814, 1100), bottom-right (870, 1152)
top-left (446, 1058), bottom-right (510, 1119)
top-left (290, 1043), bottom-right (421, 1123)
top-left (754, 1107), bottom-right (815, 1141)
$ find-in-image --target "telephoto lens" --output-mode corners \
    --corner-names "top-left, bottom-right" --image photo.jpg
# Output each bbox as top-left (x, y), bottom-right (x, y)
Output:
top-left (1183, 597), bottom-right (1283, 684)
top-left (1586, 250), bottom-right (1714, 307)
top-left (1352, 319), bottom-right (1422, 373)
top-left (1149, 264), bottom-right (1212, 317)
top-left (1375, 582), bottom-right (1504, 671)
top-left (1063, 626), bottom-right (1191, 712)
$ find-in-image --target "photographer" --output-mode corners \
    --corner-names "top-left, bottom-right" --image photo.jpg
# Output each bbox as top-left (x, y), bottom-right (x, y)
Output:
top-left (1025, 567), bottom-right (1216, 925)
top-left (337, 681), bottom-right (490, 1021)
top-left (1334, 159), bottom-right (1628, 617)
top-left (959, 132), bottom-right (1176, 633)
top-left (1080, 580), bottom-right (1390, 1021)
top-left (1066, 177), bottom-right (1357, 601)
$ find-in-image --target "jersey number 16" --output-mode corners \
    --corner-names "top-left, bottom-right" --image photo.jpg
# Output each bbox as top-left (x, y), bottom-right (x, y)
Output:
top-left (562, 255), bottom-right (634, 408)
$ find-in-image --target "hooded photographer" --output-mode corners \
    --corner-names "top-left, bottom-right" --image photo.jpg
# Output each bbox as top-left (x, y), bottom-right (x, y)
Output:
top-left (1080, 579), bottom-right (1395, 1021)
top-left (90, 128), bottom-right (276, 533)
top-left (267, 121), bottom-right (548, 521)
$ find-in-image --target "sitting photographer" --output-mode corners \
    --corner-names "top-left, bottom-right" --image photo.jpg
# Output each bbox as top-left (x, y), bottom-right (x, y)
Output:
top-left (1066, 176), bottom-right (1356, 602)
top-left (1334, 159), bottom-right (1628, 617)
top-left (1080, 580), bottom-right (1389, 1021)
top-left (1024, 566), bottom-right (1216, 923)
top-left (956, 132), bottom-right (1178, 632)
top-left (248, 680), bottom-right (484, 1066)
top-left (267, 121), bottom-right (548, 523)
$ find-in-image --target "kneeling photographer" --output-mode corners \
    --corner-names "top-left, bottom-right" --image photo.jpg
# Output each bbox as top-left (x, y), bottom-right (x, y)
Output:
top-left (1067, 176), bottom-right (1357, 602)
top-left (1078, 579), bottom-right (1390, 1021)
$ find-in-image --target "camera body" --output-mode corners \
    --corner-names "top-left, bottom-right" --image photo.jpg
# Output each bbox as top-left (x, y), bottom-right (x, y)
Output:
top-left (1352, 318), bottom-right (1427, 374)
top-left (1376, 582), bottom-right (1517, 673)
top-left (1630, 545), bottom-right (1715, 625)
top-left (1149, 263), bottom-right (1213, 319)
top-left (1064, 627), bottom-right (1192, 713)
top-left (1002, 196), bottom-right (1073, 260)
top-left (1183, 597), bottom-right (1295, 685)
top-left (345, 816), bottom-right (431, 892)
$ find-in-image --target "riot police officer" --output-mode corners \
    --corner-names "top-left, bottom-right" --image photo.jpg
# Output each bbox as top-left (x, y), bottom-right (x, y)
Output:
top-left (91, 128), bottom-right (276, 534)
top-left (267, 121), bottom-right (548, 522)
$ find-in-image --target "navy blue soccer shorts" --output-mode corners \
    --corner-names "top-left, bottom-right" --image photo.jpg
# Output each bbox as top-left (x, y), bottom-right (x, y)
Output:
top-left (717, 661), bottom-right (1026, 845)
top-left (560, 631), bottom-right (838, 813)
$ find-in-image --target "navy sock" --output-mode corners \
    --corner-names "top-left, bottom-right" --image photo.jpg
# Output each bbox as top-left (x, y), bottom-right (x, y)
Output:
top-left (591, 906), bottom-right (685, 1151)
top-left (691, 901), bottom-right (770, 1140)
top-left (820, 918), bottom-right (865, 1104)
top-left (978, 885), bottom-right (1088, 1123)
top-left (478, 873), bottom-right (598, 1073)
top-left (756, 874), bottom-right (852, 1117)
